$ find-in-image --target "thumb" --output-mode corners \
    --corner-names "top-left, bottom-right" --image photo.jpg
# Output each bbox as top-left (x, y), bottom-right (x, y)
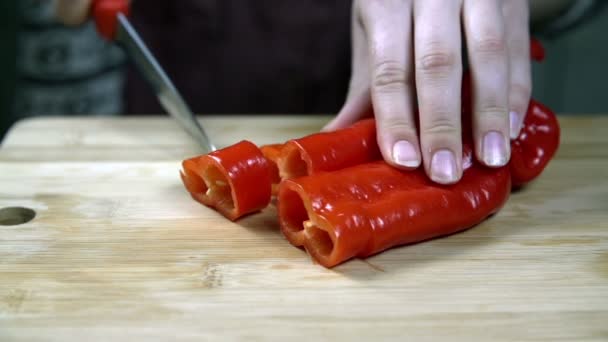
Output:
top-left (323, 88), bottom-right (372, 132)
top-left (323, 0), bottom-right (371, 132)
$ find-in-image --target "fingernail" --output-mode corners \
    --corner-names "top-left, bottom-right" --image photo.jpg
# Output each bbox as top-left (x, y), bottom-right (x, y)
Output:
top-left (483, 131), bottom-right (509, 167)
top-left (509, 111), bottom-right (521, 139)
top-left (392, 140), bottom-right (420, 168)
top-left (430, 149), bottom-right (458, 184)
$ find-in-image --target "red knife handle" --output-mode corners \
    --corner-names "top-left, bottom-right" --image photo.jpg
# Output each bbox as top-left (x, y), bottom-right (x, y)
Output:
top-left (92, 0), bottom-right (130, 41)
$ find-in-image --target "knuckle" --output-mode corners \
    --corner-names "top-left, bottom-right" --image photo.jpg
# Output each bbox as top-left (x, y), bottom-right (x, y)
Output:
top-left (378, 116), bottom-right (417, 136)
top-left (373, 60), bottom-right (409, 92)
top-left (509, 82), bottom-right (531, 100)
top-left (476, 107), bottom-right (509, 121)
top-left (509, 83), bottom-right (531, 112)
top-left (473, 36), bottom-right (507, 58)
top-left (476, 91), bottom-right (509, 117)
top-left (417, 48), bottom-right (458, 75)
top-left (422, 114), bottom-right (460, 136)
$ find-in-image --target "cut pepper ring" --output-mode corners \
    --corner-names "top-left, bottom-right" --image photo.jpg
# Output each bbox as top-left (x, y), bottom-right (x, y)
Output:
top-left (180, 140), bottom-right (272, 221)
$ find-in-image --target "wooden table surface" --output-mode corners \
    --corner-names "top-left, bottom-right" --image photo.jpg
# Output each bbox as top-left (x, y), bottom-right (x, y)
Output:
top-left (1, 115), bottom-right (607, 341)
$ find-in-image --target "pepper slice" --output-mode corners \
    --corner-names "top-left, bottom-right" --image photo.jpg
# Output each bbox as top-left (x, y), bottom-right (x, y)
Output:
top-left (278, 119), bottom-right (380, 179)
top-left (180, 118), bottom-right (380, 216)
top-left (278, 160), bottom-right (511, 268)
top-left (260, 143), bottom-right (284, 195)
top-left (180, 140), bottom-right (272, 221)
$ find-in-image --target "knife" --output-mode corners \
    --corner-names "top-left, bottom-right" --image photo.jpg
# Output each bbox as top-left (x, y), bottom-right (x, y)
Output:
top-left (92, 0), bottom-right (216, 153)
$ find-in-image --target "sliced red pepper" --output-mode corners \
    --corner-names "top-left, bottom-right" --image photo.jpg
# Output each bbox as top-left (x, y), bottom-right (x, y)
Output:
top-left (278, 159), bottom-right (511, 268)
top-left (260, 143), bottom-right (284, 195)
top-left (180, 140), bottom-right (271, 221)
top-left (510, 99), bottom-right (561, 187)
top-left (278, 79), bottom-right (558, 267)
top-left (277, 119), bottom-right (380, 179)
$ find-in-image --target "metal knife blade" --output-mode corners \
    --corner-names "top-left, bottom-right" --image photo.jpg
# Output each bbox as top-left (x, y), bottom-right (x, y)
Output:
top-left (115, 14), bottom-right (216, 153)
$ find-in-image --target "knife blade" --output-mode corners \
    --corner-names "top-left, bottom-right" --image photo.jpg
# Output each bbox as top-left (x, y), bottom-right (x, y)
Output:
top-left (93, 0), bottom-right (216, 153)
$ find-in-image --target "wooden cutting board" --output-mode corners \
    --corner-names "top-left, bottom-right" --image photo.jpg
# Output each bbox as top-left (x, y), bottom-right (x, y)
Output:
top-left (1, 115), bottom-right (607, 341)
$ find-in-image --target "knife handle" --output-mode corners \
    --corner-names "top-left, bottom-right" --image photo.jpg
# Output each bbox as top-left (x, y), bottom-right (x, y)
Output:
top-left (92, 0), bottom-right (130, 41)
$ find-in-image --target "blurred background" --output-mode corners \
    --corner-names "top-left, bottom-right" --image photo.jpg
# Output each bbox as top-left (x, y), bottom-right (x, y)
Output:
top-left (1, 0), bottom-right (607, 140)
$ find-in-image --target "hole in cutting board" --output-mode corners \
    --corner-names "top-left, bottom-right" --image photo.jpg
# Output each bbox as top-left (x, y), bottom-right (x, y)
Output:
top-left (0, 207), bottom-right (36, 226)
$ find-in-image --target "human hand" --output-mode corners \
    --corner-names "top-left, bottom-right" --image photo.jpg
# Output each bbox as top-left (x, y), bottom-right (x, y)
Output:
top-left (54, 0), bottom-right (93, 26)
top-left (326, 0), bottom-right (531, 184)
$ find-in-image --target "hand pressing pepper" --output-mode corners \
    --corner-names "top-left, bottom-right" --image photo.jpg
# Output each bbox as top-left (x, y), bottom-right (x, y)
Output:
top-left (277, 95), bottom-right (559, 268)
top-left (278, 119), bottom-right (380, 180)
top-left (181, 119), bottom-right (381, 220)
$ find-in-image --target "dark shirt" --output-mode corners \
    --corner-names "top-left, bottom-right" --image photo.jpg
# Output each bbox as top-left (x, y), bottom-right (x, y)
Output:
top-left (125, 0), bottom-right (353, 115)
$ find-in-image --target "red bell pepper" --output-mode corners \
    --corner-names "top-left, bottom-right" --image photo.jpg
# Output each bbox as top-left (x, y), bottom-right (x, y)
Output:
top-left (180, 140), bottom-right (272, 221)
top-left (278, 158), bottom-right (511, 268)
top-left (510, 99), bottom-right (561, 187)
top-left (277, 118), bottom-right (380, 179)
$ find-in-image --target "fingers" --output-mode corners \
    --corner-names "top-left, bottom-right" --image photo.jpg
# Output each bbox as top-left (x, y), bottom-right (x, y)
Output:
top-left (54, 0), bottom-right (94, 26)
top-left (463, 0), bottom-right (510, 168)
top-left (413, 0), bottom-right (463, 183)
top-left (334, 0), bottom-right (524, 184)
top-left (503, 0), bottom-right (532, 139)
top-left (324, 1), bottom-right (372, 131)
top-left (359, 0), bottom-right (421, 169)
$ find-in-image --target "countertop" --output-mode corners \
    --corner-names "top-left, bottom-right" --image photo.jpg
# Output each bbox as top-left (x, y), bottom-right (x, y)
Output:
top-left (1, 115), bottom-right (607, 341)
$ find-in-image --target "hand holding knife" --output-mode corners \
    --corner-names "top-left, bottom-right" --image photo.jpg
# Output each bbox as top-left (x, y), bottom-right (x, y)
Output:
top-left (92, 0), bottom-right (216, 153)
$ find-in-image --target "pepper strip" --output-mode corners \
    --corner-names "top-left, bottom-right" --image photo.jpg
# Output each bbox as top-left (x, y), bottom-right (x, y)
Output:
top-left (180, 140), bottom-right (272, 221)
top-left (279, 159), bottom-right (511, 268)
top-left (278, 119), bottom-right (380, 180)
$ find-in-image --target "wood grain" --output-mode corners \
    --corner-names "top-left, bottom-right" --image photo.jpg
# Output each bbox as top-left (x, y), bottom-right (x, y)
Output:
top-left (1, 115), bottom-right (607, 341)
